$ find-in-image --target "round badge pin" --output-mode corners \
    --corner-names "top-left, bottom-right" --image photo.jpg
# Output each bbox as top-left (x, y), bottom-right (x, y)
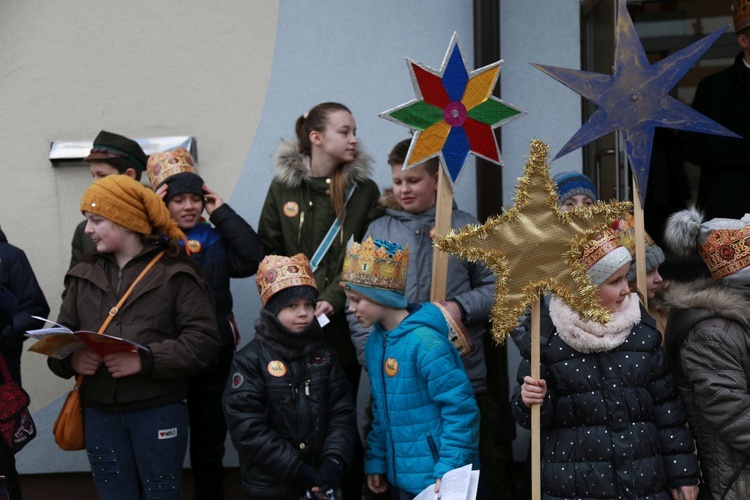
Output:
top-left (283, 201), bottom-right (299, 218)
top-left (267, 360), bottom-right (287, 377)
top-left (385, 358), bottom-right (399, 377)
top-left (231, 373), bottom-right (244, 389)
top-left (187, 239), bottom-right (202, 253)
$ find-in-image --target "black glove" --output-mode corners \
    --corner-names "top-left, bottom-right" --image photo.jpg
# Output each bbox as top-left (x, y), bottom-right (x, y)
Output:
top-left (297, 463), bottom-right (322, 488)
top-left (319, 458), bottom-right (343, 489)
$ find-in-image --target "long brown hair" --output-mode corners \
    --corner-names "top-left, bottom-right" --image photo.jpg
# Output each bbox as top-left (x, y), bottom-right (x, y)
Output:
top-left (295, 102), bottom-right (353, 219)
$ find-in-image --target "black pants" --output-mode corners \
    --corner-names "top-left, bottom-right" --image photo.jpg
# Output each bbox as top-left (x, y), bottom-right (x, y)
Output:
top-left (187, 347), bottom-right (234, 500)
top-left (340, 361), bottom-right (365, 499)
top-left (0, 439), bottom-right (20, 500)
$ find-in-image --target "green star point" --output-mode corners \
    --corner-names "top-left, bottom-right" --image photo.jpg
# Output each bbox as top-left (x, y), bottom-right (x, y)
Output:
top-left (389, 102), bottom-right (443, 131)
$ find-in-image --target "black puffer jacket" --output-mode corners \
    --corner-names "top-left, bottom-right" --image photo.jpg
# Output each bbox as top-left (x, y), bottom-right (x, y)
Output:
top-left (223, 310), bottom-right (355, 499)
top-left (662, 279), bottom-right (750, 500)
top-left (512, 298), bottom-right (699, 499)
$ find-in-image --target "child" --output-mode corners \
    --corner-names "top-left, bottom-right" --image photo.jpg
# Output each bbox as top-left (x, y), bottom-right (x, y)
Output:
top-left (148, 148), bottom-right (265, 499)
top-left (612, 214), bottom-right (668, 333)
top-left (69, 130), bottom-right (149, 269)
top-left (662, 208), bottom-right (750, 499)
top-left (223, 253), bottom-right (355, 499)
top-left (48, 175), bottom-right (221, 499)
top-left (512, 229), bottom-right (699, 499)
top-left (350, 138), bottom-right (494, 392)
top-left (258, 101), bottom-right (380, 496)
top-left (341, 237), bottom-right (479, 498)
top-left (553, 171), bottom-right (598, 211)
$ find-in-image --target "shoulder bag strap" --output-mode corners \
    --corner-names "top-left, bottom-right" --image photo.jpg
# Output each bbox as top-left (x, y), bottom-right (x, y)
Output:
top-left (310, 184), bottom-right (356, 272)
top-left (73, 249), bottom-right (166, 388)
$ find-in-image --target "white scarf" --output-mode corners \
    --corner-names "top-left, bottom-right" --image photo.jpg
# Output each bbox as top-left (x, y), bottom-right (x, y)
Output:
top-left (549, 293), bottom-right (641, 353)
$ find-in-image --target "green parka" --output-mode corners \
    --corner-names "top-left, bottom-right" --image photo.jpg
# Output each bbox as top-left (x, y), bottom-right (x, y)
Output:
top-left (258, 139), bottom-right (381, 365)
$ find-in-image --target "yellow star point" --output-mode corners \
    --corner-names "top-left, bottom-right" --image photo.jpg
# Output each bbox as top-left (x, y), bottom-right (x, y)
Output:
top-left (434, 140), bottom-right (632, 342)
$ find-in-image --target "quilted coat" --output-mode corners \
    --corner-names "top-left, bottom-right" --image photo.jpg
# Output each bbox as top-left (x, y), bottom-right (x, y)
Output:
top-left (364, 302), bottom-right (479, 494)
top-left (512, 295), bottom-right (699, 499)
top-left (662, 279), bottom-right (750, 500)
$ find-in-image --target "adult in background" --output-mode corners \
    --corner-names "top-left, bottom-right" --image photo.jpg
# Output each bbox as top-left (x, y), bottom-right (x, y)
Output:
top-left (683, 0), bottom-right (750, 220)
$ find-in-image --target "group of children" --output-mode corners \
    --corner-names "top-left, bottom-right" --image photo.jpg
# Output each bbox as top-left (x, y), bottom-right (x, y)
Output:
top-left (36, 99), bottom-right (745, 500)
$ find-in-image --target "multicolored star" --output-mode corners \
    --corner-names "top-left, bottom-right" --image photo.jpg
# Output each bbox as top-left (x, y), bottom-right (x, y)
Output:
top-left (533, 0), bottom-right (739, 203)
top-left (380, 32), bottom-right (526, 188)
top-left (434, 140), bottom-right (631, 342)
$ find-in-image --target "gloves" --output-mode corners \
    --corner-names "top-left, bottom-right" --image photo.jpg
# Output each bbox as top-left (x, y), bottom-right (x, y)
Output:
top-left (297, 463), bottom-right (322, 488)
top-left (319, 458), bottom-right (343, 490)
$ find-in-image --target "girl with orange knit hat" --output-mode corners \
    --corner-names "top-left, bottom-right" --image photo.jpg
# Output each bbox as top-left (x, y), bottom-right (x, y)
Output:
top-left (47, 175), bottom-right (221, 500)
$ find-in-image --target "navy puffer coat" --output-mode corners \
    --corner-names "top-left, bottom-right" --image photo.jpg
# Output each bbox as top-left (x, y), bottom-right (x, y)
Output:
top-left (511, 299), bottom-right (699, 499)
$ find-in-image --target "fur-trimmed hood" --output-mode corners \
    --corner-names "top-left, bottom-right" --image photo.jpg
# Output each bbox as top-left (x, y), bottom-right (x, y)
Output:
top-left (272, 138), bottom-right (373, 189)
top-left (654, 278), bottom-right (750, 329)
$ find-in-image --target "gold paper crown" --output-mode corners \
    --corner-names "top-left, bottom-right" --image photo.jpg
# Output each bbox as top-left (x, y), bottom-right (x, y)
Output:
top-left (698, 224), bottom-right (750, 280)
top-left (613, 213), bottom-right (656, 257)
top-left (256, 253), bottom-right (317, 306)
top-left (734, 0), bottom-right (750, 33)
top-left (146, 147), bottom-right (197, 188)
top-left (341, 237), bottom-right (409, 292)
top-left (578, 229), bottom-right (622, 270)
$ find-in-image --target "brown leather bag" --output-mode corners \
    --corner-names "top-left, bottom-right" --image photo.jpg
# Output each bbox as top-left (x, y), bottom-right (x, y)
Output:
top-left (53, 250), bottom-right (165, 451)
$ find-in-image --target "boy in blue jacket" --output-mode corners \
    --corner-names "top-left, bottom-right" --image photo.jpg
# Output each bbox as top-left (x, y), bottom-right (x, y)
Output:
top-left (341, 237), bottom-right (479, 498)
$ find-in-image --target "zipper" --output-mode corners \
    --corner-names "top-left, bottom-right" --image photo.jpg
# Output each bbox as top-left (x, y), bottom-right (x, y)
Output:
top-left (380, 333), bottom-right (397, 482)
top-left (305, 379), bottom-right (310, 396)
top-left (116, 267), bottom-right (123, 296)
top-left (297, 211), bottom-right (305, 245)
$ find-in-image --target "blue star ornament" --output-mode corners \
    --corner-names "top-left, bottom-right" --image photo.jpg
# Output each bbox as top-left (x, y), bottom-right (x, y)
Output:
top-left (533, 0), bottom-right (739, 203)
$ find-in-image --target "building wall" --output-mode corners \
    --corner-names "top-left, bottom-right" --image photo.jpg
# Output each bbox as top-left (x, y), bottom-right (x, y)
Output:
top-left (0, 0), bottom-right (580, 474)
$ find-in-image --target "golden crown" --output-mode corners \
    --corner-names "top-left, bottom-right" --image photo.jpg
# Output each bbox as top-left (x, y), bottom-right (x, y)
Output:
top-left (734, 0), bottom-right (750, 32)
top-left (613, 213), bottom-right (656, 258)
top-left (256, 253), bottom-right (317, 306)
top-left (341, 237), bottom-right (409, 292)
top-left (146, 147), bottom-right (197, 188)
top-left (699, 224), bottom-right (750, 280)
top-left (578, 229), bottom-right (623, 271)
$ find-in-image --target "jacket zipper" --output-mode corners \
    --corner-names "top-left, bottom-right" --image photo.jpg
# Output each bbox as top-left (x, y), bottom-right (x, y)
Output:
top-left (380, 333), bottom-right (397, 483)
top-left (298, 211), bottom-right (305, 245)
top-left (116, 267), bottom-right (123, 296)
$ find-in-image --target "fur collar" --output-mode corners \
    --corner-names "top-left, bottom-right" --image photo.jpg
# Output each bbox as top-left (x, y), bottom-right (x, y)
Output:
top-left (272, 138), bottom-right (373, 189)
top-left (550, 293), bottom-right (641, 353)
top-left (379, 188), bottom-right (401, 211)
top-left (653, 278), bottom-right (750, 328)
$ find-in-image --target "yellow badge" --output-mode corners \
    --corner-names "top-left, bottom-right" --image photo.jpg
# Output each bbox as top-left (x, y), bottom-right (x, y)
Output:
top-left (283, 201), bottom-right (299, 218)
top-left (187, 239), bottom-right (202, 253)
top-left (267, 360), bottom-right (287, 377)
top-left (429, 227), bottom-right (436, 239)
top-left (384, 358), bottom-right (399, 377)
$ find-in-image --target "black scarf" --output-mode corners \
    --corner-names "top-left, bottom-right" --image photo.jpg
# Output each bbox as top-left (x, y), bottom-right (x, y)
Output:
top-left (254, 309), bottom-right (324, 360)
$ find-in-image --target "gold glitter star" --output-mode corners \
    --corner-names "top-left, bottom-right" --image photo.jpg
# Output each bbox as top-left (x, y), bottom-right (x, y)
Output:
top-left (434, 140), bottom-right (631, 342)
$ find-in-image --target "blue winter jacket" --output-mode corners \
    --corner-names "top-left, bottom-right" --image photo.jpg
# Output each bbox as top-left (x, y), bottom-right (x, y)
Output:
top-left (364, 302), bottom-right (479, 494)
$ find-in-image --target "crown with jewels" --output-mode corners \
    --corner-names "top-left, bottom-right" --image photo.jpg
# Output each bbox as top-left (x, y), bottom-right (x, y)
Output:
top-left (341, 237), bottom-right (409, 292)
top-left (146, 147), bottom-right (197, 188)
top-left (256, 253), bottom-right (317, 306)
top-left (578, 229), bottom-right (623, 270)
top-left (733, 0), bottom-right (750, 33)
top-left (612, 213), bottom-right (656, 258)
top-left (698, 224), bottom-right (750, 280)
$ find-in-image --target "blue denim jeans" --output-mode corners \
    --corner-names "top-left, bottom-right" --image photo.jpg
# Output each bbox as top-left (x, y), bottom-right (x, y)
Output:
top-left (84, 402), bottom-right (188, 500)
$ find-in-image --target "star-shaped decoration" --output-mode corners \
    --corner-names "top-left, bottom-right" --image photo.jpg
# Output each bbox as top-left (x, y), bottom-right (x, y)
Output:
top-left (533, 0), bottom-right (739, 204)
top-left (434, 140), bottom-right (631, 342)
top-left (380, 32), bottom-right (526, 189)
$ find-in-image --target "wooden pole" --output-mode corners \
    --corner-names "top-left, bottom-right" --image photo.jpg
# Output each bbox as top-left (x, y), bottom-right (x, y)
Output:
top-left (632, 180), bottom-right (647, 309)
top-left (531, 298), bottom-right (541, 500)
top-left (430, 167), bottom-right (453, 302)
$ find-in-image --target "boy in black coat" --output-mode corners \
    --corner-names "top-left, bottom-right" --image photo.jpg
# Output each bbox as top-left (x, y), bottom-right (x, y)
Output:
top-left (223, 253), bottom-right (355, 500)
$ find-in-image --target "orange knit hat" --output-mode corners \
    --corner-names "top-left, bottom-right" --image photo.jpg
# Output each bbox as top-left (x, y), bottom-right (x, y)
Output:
top-left (81, 175), bottom-right (186, 242)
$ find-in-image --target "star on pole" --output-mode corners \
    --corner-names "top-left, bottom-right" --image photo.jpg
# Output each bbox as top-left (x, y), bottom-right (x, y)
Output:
top-left (380, 32), bottom-right (526, 188)
top-left (434, 140), bottom-right (631, 342)
top-left (533, 0), bottom-right (739, 204)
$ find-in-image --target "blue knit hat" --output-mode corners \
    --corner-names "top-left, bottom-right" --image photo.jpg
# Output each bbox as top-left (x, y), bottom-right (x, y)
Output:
top-left (553, 171), bottom-right (598, 206)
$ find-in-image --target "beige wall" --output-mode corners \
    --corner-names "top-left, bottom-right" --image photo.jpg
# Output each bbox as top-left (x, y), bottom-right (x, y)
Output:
top-left (0, 1), bottom-right (279, 409)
